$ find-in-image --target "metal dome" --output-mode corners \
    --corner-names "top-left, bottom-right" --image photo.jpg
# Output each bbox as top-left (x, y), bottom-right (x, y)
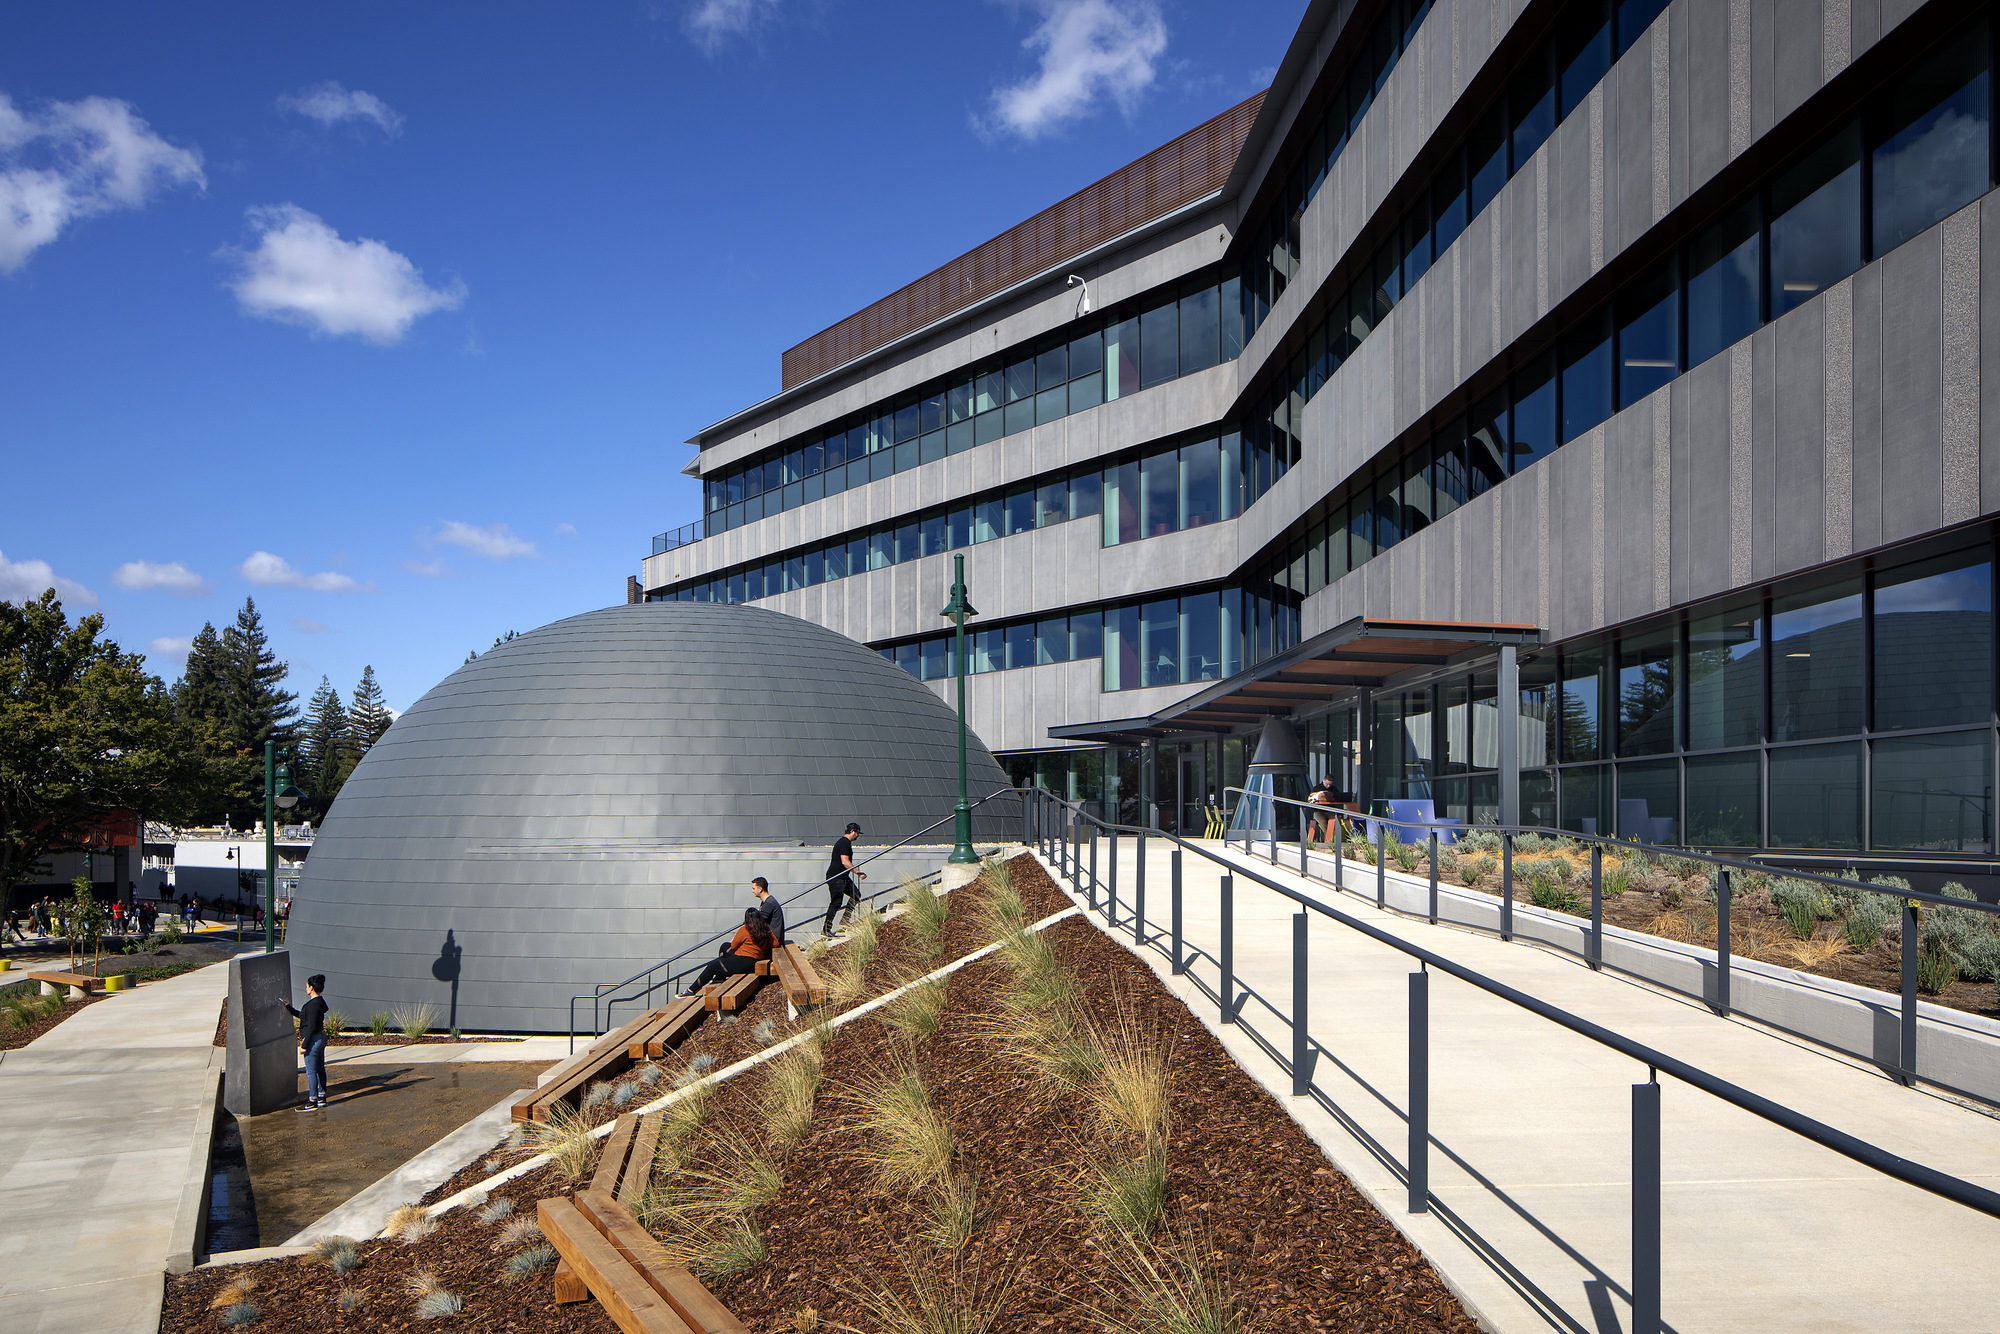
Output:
top-left (287, 602), bottom-right (1012, 1032)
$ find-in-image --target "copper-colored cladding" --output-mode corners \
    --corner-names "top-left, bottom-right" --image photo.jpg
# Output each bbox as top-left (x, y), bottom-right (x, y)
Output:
top-left (779, 92), bottom-right (1265, 390)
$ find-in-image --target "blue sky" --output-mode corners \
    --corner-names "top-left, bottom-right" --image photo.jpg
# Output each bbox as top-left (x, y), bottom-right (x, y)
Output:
top-left (1, 0), bottom-right (1297, 714)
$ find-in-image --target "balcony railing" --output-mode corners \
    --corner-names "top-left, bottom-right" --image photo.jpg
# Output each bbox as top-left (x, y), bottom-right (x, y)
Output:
top-left (650, 520), bottom-right (704, 557)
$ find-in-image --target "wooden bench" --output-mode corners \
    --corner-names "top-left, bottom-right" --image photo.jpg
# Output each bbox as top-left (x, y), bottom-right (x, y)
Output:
top-left (626, 995), bottom-right (708, 1060)
top-left (770, 943), bottom-right (825, 1009)
top-left (514, 1004), bottom-right (677, 1123)
top-left (700, 970), bottom-right (768, 1018)
top-left (541, 1190), bottom-right (751, 1334)
top-left (25, 971), bottom-right (101, 999)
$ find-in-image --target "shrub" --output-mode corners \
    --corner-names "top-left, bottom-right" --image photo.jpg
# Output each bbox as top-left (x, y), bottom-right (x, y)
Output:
top-left (1087, 1017), bottom-right (1172, 1148)
top-left (1921, 883), bottom-right (2000, 982)
top-left (476, 1197), bottom-right (514, 1224)
top-left (511, 1100), bottom-right (597, 1180)
top-left (847, 1066), bottom-right (955, 1192)
top-left (1526, 871), bottom-right (1583, 916)
top-left (1661, 855), bottom-right (1709, 880)
top-left (1771, 879), bottom-right (1835, 940)
top-left (369, 1012), bottom-right (390, 1039)
top-left (501, 1243), bottom-right (556, 1285)
top-left (920, 1173), bottom-right (983, 1251)
top-left (338, 1286), bottom-right (367, 1313)
top-left (1456, 829), bottom-right (1503, 855)
top-left (1096, 1226), bottom-right (1244, 1334)
top-left (1602, 860), bottom-right (1634, 896)
top-left (1084, 1144), bottom-right (1168, 1240)
top-left (219, 1302), bottom-right (261, 1327)
top-left (321, 1010), bottom-right (347, 1037)
top-left (491, 1217), bottom-right (543, 1253)
top-left (413, 1288), bottom-right (463, 1320)
top-left (1460, 855), bottom-right (1497, 888)
top-left (900, 875), bottom-right (951, 954)
top-left (1390, 841), bottom-right (1422, 873)
top-left (309, 1236), bottom-right (359, 1273)
top-left (1917, 942), bottom-right (1960, 995)
top-left (882, 975), bottom-right (949, 1047)
top-left (838, 1253), bottom-right (1014, 1334)
top-left (391, 1002), bottom-right (439, 1040)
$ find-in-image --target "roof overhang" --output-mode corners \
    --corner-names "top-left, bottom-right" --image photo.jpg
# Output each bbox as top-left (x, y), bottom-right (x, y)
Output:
top-left (1047, 617), bottom-right (1542, 744)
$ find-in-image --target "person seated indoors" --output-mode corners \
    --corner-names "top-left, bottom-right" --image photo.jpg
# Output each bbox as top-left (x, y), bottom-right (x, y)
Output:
top-left (684, 908), bottom-right (774, 994)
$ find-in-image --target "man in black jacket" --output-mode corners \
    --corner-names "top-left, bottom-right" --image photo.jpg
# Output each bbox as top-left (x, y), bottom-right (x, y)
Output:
top-left (287, 974), bottom-right (330, 1111)
top-left (751, 877), bottom-right (785, 943)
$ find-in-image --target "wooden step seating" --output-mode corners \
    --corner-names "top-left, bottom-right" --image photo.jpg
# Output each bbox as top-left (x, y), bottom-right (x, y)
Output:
top-left (770, 943), bottom-right (826, 1010)
top-left (543, 1109), bottom-right (751, 1334)
top-left (700, 968), bottom-right (768, 1020)
top-left (24, 971), bottom-right (101, 999)
top-left (513, 993), bottom-right (709, 1123)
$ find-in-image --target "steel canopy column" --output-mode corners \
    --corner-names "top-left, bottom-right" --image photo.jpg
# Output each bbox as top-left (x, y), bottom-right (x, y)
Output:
top-left (1498, 646), bottom-right (1520, 829)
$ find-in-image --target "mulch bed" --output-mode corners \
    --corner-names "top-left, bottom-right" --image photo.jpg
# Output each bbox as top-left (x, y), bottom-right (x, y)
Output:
top-left (0, 986), bottom-right (107, 1052)
top-left (160, 854), bottom-right (1475, 1333)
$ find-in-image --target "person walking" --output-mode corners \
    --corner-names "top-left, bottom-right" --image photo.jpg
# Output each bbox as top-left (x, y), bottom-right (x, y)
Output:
top-left (287, 974), bottom-right (330, 1110)
top-left (683, 910), bottom-right (774, 993)
top-left (820, 822), bottom-right (866, 936)
top-left (750, 877), bottom-right (785, 944)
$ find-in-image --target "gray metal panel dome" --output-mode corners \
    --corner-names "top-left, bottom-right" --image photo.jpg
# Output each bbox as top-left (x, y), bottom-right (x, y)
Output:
top-left (288, 602), bottom-right (1013, 1032)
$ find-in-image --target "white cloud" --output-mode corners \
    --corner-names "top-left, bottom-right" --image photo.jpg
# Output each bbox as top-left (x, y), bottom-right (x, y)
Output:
top-left (112, 558), bottom-right (209, 595)
top-left (239, 550), bottom-right (370, 593)
top-left (147, 635), bottom-right (193, 661)
top-left (686, 0), bottom-right (782, 54)
top-left (554, 522), bottom-right (577, 537)
top-left (985, 0), bottom-right (1168, 141)
top-left (0, 549), bottom-right (97, 607)
top-left (0, 92), bottom-right (204, 273)
top-left (223, 204), bottom-right (465, 344)
top-left (429, 520), bottom-right (536, 561)
top-left (402, 558), bottom-right (450, 578)
top-left (277, 81), bottom-right (404, 135)
top-left (292, 617), bottom-right (328, 633)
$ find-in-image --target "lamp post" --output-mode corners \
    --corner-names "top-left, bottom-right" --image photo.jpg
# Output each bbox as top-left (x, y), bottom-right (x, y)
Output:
top-left (263, 741), bottom-right (302, 953)
top-left (939, 553), bottom-right (980, 865)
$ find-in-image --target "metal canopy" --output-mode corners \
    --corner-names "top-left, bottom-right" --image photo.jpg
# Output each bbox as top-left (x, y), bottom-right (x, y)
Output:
top-left (1046, 617), bottom-right (1540, 744)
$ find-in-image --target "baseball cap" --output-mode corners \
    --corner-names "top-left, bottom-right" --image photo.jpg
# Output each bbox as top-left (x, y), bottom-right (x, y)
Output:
top-left (845, 822), bottom-right (863, 834)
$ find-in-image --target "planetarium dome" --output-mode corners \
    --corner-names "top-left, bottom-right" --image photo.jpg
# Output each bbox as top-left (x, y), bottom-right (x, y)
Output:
top-left (288, 602), bottom-right (1013, 1032)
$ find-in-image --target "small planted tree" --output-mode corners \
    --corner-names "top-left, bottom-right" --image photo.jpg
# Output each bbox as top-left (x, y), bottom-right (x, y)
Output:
top-left (64, 876), bottom-right (109, 974)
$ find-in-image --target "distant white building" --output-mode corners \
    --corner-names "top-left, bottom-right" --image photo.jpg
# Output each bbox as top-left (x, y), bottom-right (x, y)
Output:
top-left (144, 824), bottom-right (314, 907)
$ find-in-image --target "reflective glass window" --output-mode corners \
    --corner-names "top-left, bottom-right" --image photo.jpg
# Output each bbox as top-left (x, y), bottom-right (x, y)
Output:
top-left (1003, 395), bottom-right (1034, 436)
top-left (917, 512), bottom-right (947, 557)
top-left (1688, 601), bottom-right (1761, 749)
top-left (1347, 273), bottom-right (1375, 345)
top-left (783, 450), bottom-right (803, 485)
top-left (782, 555), bottom-right (802, 592)
top-left (1686, 752), bottom-right (1760, 846)
top-left (1036, 618), bottom-right (1070, 665)
top-left (1772, 580), bottom-right (1863, 741)
top-left (1469, 106), bottom-right (1508, 219)
top-left (1400, 443), bottom-right (1432, 537)
top-left (1071, 610), bottom-right (1103, 661)
top-left (1036, 342), bottom-right (1067, 393)
top-left (1183, 439), bottom-right (1221, 528)
top-left (1068, 467), bottom-right (1103, 519)
top-left (919, 391), bottom-right (946, 436)
top-left (1106, 317), bottom-right (1139, 400)
top-left (946, 378), bottom-right (974, 425)
top-left (1561, 765), bottom-right (1610, 835)
top-left (892, 401), bottom-right (919, 444)
top-left (1373, 233), bottom-right (1402, 318)
top-left (1870, 23), bottom-right (1992, 257)
top-left (763, 459), bottom-right (782, 493)
top-left (972, 496), bottom-right (1002, 544)
top-left (1402, 199), bottom-right (1433, 291)
top-left (1769, 742), bottom-right (1862, 848)
top-left (1143, 449), bottom-right (1179, 539)
top-left (1104, 460), bottom-right (1140, 546)
top-left (803, 440), bottom-right (823, 478)
top-left (1617, 258), bottom-right (1679, 407)
top-left (1433, 416), bottom-right (1467, 519)
top-left (1558, 0), bottom-right (1611, 118)
top-left (1617, 0), bottom-right (1669, 57)
top-left (1434, 152), bottom-right (1468, 256)
top-left (1181, 591), bottom-right (1222, 682)
top-left (902, 641), bottom-right (926, 679)
top-left (1104, 604), bottom-right (1141, 690)
top-left (1220, 274), bottom-right (1244, 361)
top-left (1510, 49), bottom-right (1556, 167)
top-left (948, 505), bottom-right (972, 550)
top-left (1560, 309), bottom-right (1612, 442)
top-left (1036, 384), bottom-right (1067, 425)
top-left (1140, 300), bottom-right (1178, 389)
top-left (1686, 199), bottom-right (1761, 368)
top-left (1035, 476), bottom-right (1070, 528)
top-left (973, 368), bottom-right (1003, 416)
top-left (1180, 284), bottom-right (1220, 374)
top-left (1069, 329), bottom-right (1103, 383)
top-left (1561, 643), bottom-right (1609, 761)
top-left (1874, 548), bottom-right (1992, 730)
top-left (1004, 359), bottom-right (1035, 404)
top-left (975, 409), bottom-right (1003, 446)
top-left (892, 521), bottom-right (918, 564)
top-left (1618, 626), bottom-right (1677, 755)
top-left (1511, 353), bottom-right (1558, 473)
top-left (1373, 471), bottom-right (1401, 550)
top-left (1617, 760), bottom-right (1679, 842)
top-left (1770, 121), bottom-right (1862, 318)
top-left (1004, 488), bottom-right (1035, 537)
top-left (970, 628), bottom-right (1002, 674)
top-left (801, 549), bottom-right (822, 587)
top-left (1468, 390), bottom-right (1508, 497)
top-left (1874, 731), bottom-right (1993, 852)
top-left (1522, 769), bottom-right (1558, 826)
top-left (847, 536), bottom-right (867, 577)
top-left (1349, 493), bottom-right (1373, 565)
top-left (1005, 621), bottom-right (1035, 671)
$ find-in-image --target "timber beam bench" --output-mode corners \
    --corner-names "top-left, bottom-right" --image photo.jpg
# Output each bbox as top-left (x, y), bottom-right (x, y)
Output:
top-left (771, 943), bottom-right (826, 1010)
top-left (24, 971), bottom-right (102, 1000)
top-left (700, 970), bottom-right (768, 1020)
top-left (514, 999), bottom-right (709, 1123)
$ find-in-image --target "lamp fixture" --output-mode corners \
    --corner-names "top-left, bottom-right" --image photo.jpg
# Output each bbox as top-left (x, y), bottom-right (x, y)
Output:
top-left (1066, 274), bottom-right (1091, 318)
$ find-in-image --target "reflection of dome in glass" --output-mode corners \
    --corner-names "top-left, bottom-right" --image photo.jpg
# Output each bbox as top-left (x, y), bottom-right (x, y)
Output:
top-left (288, 603), bottom-right (1011, 1031)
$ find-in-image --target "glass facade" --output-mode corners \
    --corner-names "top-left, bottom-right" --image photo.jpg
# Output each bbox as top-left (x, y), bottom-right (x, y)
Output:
top-left (1308, 539), bottom-right (1997, 853)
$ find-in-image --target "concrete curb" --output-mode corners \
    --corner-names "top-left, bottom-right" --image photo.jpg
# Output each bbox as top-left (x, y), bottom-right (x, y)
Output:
top-left (283, 1086), bottom-right (533, 1246)
top-left (198, 1245), bottom-right (315, 1268)
top-left (165, 1050), bottom-right (226, 1275)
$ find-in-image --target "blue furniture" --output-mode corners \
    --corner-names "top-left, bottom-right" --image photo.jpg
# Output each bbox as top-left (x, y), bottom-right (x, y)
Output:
top-left (1360, 799), bottom-right (1460, 847)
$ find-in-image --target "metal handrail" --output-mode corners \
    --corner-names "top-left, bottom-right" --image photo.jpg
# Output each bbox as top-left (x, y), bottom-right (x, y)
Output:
top-left (566, 785), bottom-right (1023, 1049)
top-left (650, 520), bottom-right (704, 556)
top-left (1016, 784), bottom-right (2000, 1334)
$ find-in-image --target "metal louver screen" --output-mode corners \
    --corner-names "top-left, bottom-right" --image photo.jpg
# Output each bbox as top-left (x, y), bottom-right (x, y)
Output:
top-left (781, 91), bottom-right (1264, 390)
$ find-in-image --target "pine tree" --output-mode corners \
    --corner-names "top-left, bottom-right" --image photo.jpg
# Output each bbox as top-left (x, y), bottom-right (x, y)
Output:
top-left (348, 666), bottom-right (393, 755)
top-left (172, 622), bottom-right (229, 733)
top-left (298, 677), bottom-right (349, 810)
top-left (216, 597), bottom-right (297, 827)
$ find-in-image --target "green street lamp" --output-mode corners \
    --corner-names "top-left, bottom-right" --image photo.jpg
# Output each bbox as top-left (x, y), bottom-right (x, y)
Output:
top-left (264, 740), bottom-right (302, 953)
top-left (939, 553), bottom-right (980, 865)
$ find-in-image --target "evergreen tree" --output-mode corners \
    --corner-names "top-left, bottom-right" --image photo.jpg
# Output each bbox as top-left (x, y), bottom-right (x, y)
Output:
top-left (172, 622), bottom-right (229, 734)
top-left (297, 677), bottom-right (349, 812)
top-left (216, 598), bottom-right (297, 827)
top-left (348, 666), bottom-right (393, 755)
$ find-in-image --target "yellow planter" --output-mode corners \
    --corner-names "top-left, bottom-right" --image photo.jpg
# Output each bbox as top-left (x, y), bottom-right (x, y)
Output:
top-left (0, 957), bottom-right (11, 971)
top-left (103, 973), bottom-right (129, 992)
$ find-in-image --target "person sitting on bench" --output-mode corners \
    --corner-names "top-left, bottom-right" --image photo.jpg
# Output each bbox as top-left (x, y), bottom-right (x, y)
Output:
top-left (684, 909), bottom-right (774, 994)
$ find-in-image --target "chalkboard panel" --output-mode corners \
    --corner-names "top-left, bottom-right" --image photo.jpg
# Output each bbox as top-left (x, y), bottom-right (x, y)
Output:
top-left (233, 951), bottom-right (294, 1048)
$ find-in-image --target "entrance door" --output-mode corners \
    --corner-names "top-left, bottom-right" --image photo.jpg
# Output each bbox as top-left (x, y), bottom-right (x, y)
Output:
top-left (1179, 749), bottom-right (1207, 836)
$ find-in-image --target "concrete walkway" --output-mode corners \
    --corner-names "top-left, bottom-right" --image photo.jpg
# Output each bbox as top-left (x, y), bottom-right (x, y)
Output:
top-left (1046, 838), bottom-right (2000, 1334)
top-left (0, 961), bottom-right (230, 1334)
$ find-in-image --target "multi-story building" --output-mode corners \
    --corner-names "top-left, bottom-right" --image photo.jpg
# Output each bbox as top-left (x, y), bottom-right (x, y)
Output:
top-left (642, 0), bottom-right (2000, 866)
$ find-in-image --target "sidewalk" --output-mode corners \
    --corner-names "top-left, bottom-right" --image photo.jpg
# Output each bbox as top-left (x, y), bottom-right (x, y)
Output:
top-left (1047, 838), bottom-right (2000, 1333)
top-left (0, 960), bottom-right (230, 1334)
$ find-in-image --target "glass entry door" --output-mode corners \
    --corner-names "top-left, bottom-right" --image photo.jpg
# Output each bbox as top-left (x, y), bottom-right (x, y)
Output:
top-left (1179, 749), bottom-right (1208, 835)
